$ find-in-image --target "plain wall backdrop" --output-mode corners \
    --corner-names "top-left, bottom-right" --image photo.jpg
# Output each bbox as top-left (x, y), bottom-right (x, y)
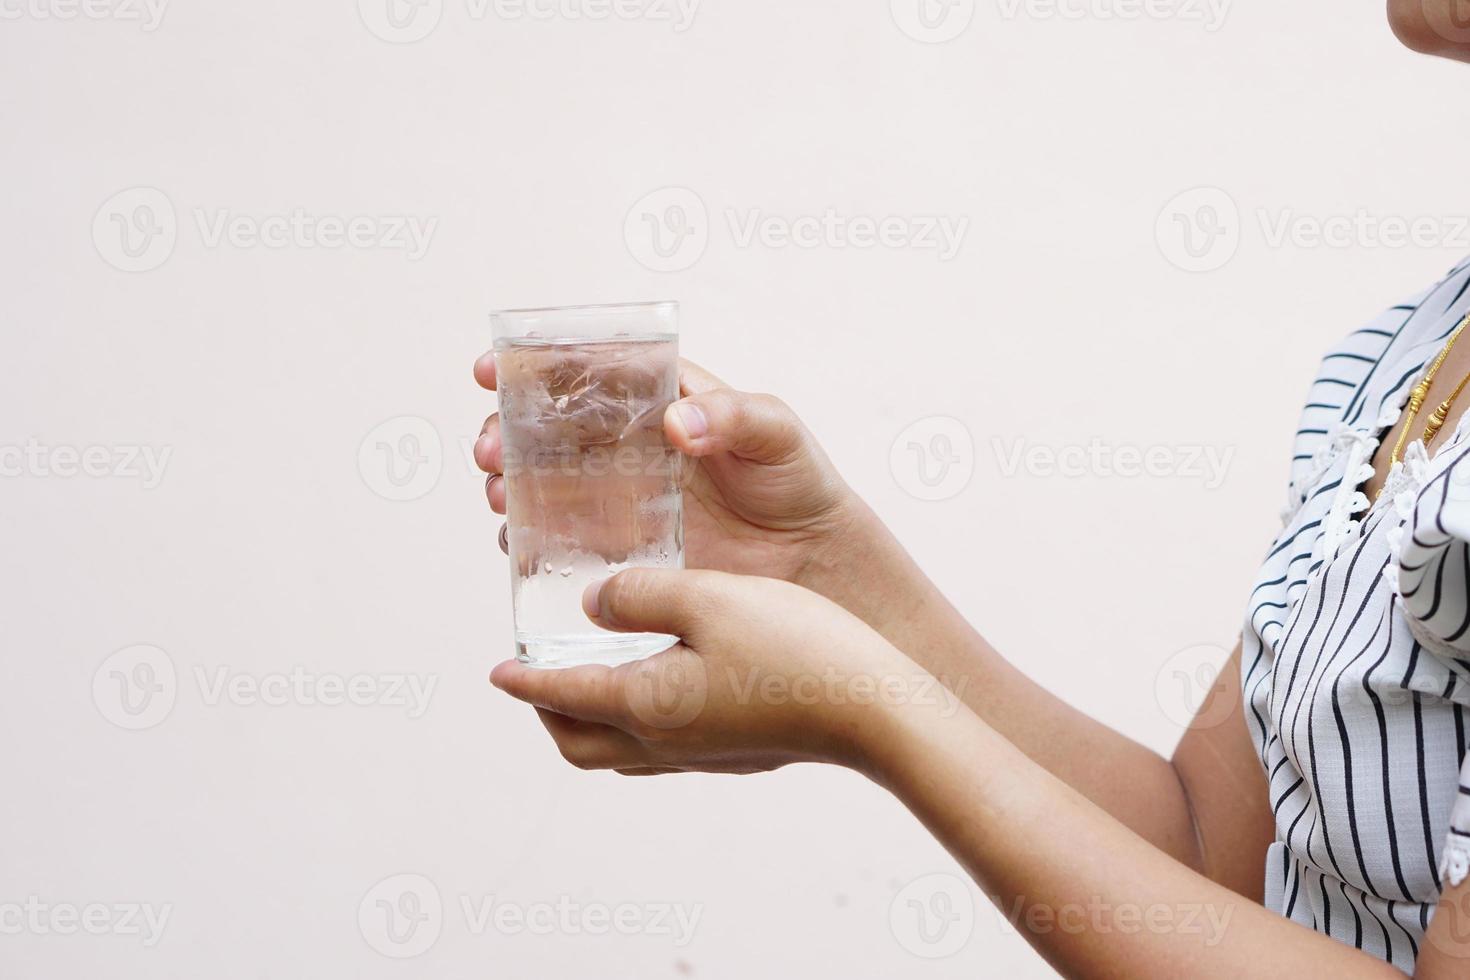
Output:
top-left (5, 0), bottom-right (1470, 976)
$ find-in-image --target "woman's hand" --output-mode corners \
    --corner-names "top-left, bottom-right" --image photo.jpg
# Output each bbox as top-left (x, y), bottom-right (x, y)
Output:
top-left (472, 353), bottom-right (867, 591)
top-left (489, 569), bottom-right (935, 777)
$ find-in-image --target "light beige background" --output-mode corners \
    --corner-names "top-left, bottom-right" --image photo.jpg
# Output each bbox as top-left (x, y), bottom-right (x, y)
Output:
top-left (4, 0), bottom-right (1469, 976)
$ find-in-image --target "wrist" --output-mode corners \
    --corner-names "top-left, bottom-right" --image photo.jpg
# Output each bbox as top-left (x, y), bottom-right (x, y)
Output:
top-left (795, 498), bottom-right (920, 631)
top-left (828, 654), bottom-right (977, 783)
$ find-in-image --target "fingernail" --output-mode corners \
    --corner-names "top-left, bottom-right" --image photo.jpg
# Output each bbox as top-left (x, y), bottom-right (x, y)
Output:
top-left (581, 581), bottom-right (602, 620)
top-left (675, 403), bottom-right (708, 440)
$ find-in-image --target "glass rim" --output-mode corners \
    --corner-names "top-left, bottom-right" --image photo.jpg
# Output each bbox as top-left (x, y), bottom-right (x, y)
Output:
top-left (489, 299), bottom-right (678, 318)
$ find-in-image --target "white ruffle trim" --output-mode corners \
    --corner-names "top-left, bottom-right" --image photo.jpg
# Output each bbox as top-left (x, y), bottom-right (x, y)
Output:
top-left (1441, 837), bottom-right (1470, 888)
top-left (1309, 423), bottom-right (1380, 567)
top-left (1381, 440), bottom-right (1431, 594)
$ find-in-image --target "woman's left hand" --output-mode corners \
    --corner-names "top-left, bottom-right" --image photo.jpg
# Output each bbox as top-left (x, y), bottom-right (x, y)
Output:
top-left (489, 570), bottom-right (931, 777)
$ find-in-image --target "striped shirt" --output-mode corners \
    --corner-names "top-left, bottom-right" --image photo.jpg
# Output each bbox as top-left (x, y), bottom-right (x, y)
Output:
top-left (1244, 256), bottom-right (1470, 972)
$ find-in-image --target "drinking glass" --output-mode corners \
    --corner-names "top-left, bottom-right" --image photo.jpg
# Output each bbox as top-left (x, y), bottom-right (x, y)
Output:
top-left (491, 301), bottom-right (684, 668)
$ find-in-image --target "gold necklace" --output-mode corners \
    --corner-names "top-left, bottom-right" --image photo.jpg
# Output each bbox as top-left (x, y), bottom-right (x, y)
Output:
top-left (1378, 312), bottom-right (1470, 499)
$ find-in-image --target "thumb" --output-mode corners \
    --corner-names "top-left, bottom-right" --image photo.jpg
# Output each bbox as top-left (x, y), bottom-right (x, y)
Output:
top-left (664, 388), bottom-right (808, 465)
top-left (583, 568), bottom-right (723, 638)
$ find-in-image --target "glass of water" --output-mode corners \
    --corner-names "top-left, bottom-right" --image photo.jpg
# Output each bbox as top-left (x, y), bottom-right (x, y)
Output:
top-left (491, 301), bottom-right (684, 669)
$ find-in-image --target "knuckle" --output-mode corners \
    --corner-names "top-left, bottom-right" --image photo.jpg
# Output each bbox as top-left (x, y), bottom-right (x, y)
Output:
top-left (750, 392), bottom-right (792, 419)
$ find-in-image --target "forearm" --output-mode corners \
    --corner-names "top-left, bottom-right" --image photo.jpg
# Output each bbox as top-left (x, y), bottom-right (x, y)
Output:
top-left (805, 502), bottom-right (1202, 871)
top-left (861, 701), bottom-right (1400, 980)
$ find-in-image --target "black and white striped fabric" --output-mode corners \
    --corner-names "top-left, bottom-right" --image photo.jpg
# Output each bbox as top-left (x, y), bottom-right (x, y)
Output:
top-left (1245, 256), bottom-right (1470, 972)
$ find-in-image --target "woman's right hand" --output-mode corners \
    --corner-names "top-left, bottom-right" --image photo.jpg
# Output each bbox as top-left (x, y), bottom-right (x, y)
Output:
top-left (471, 353), bottom-right (884, 610)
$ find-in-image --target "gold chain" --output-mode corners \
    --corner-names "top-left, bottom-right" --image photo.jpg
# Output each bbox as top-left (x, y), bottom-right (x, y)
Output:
top-left (1377, 312), bottom-right (1470, 500)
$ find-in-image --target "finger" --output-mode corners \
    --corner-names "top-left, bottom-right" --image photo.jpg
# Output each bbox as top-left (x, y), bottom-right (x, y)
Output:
top-left (485, 475), bottom-right (506, 514)
top-left (664, 388), bottom-right (807, 464)
top-left (490, 660), bottom-right (628, 727)
top-left (473, 351), bottom-right (498, 391)
top-left (473, 419), bottom-right (502, 474)
top-left (498, 523), bottom-right (509, 555)
top-left (615, 767), bottom-right (684, 777)
top-left (535, 708), bottom-right (650, 771)
top-left (677, 359), bottom-right (728, 397)
top-left (582, 568), bottom-right (721, 638)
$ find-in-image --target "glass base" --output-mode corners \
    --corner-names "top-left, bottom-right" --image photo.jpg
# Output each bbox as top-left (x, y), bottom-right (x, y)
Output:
top-left (516, 632), bottom-right (679, 670)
